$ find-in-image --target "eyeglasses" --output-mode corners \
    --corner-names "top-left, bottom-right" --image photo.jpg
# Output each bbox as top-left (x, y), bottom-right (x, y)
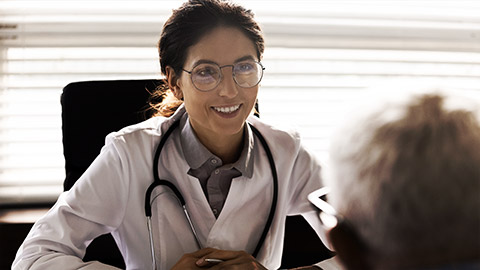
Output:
top-left (308, 187), bottom-right (341, 229)
top-left (182, 60), bottom-right (265, 92)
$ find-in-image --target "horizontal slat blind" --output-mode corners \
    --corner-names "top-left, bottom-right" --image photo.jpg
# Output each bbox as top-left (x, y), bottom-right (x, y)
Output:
top-left (1, 0), bottom-right (480, 204)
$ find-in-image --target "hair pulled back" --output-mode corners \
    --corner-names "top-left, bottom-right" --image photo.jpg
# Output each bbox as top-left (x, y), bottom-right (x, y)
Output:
top-left (149, 0), bottom-right (265, 117)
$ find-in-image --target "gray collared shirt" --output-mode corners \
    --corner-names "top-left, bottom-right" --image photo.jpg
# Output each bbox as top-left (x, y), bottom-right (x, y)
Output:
top-left (179, 114), bottom-right (255, 218)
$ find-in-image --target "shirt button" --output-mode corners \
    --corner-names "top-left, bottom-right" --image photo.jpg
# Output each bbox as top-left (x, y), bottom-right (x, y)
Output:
top-left (214, 169), bottom-right (220, 175)
top-left (211, 159), bottom-right (217, 164)
top-left (212, 208), bottom-right (218, 215)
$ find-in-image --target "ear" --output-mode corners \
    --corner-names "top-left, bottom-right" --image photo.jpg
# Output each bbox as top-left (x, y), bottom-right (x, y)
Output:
top-left (328, 221), bottom-right (371, 270)
top-left (165, 66), bottom-right (183, 100)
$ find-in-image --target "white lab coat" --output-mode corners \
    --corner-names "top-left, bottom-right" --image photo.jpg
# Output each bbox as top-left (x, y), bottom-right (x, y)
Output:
top-left (13, 106), bottom-right (330, 270)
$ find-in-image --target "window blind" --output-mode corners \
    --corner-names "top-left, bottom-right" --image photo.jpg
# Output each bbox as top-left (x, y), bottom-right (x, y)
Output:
top-left (1, 0), bottom-right (479, 204)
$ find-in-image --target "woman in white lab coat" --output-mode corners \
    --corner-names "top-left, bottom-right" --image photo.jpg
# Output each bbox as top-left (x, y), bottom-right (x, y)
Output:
top-left (13, 0), bottom-right (333, 269)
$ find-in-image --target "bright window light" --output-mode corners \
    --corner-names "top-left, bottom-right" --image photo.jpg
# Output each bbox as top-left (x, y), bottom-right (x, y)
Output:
top-left (1, 0), bottom-right (479, 204)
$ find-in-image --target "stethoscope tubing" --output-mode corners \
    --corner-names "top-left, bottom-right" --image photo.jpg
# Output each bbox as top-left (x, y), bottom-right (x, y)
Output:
top-left (145, 119), bottom-right (181, 217)
top-left (146, 217), bottom-right (155, 270)
top-left (145, 118), bottom-right (278, 269)
top-left (249, 123), bottom-right (278, 258)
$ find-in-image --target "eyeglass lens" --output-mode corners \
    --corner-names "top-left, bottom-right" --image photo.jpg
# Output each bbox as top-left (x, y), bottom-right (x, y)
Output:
top-left (190, 61), bottom-right (263, 91)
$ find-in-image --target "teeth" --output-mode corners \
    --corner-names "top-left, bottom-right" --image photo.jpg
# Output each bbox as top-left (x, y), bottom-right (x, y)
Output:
top-left (213, 104), bottom-right (240, 113)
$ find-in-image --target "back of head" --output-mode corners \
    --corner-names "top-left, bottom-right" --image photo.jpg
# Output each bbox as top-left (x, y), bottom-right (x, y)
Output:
top-left (326, 88), bottom-right (480, 269)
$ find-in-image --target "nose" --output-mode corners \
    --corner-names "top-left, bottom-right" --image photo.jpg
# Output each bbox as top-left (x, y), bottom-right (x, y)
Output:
top-left (217, 66), bottom-right (238, 98)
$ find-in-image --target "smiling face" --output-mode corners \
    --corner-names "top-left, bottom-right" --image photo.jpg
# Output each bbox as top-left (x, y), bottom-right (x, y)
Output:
top-left (174, 26), bottom-right (259, 146)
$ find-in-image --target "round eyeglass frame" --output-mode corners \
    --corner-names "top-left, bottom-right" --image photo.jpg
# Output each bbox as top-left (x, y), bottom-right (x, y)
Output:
top-left (182, 61), bottom-right (265, 92)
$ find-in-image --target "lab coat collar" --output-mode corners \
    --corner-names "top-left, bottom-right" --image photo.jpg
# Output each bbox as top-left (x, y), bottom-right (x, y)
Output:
top-left (158, 103), bottom-right (187, 135)
top-left (179, 114), bottom-right (213, 170)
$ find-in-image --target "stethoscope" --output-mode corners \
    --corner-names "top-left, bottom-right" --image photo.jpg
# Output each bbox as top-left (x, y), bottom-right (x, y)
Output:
top-left (145, 118), bottom-right (278, 270)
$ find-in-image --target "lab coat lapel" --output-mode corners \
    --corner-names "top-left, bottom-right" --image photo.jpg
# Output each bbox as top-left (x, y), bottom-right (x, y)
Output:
top-left (160, 155), bottom-right (216, 247)
top-left (182, 174), bottom-right (217, 246)
top-left (156, 132), bottom-right (216, 248)
top-left (206, 161), bottom-right (273, 254)
top-left (167, 157), bottom-right (271, 254)
top-left (156, 106), bottom-right (217, 247)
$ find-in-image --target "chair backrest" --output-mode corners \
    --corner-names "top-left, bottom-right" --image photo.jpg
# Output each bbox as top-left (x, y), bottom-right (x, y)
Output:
top-left (61, 79), bottom-right (163, 268)
top-left (60, 79), bottom-right (331, 268)
top-left (61, 79), bottom-right (162, 191)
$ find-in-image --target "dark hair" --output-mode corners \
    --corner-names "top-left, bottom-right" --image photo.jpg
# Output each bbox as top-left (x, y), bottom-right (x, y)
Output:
top-left (149, 0), bottom-right (265, 117)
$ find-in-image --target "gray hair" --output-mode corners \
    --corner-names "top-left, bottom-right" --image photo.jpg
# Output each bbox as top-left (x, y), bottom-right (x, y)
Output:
top-left (326, 88), bottom-right (480, 267)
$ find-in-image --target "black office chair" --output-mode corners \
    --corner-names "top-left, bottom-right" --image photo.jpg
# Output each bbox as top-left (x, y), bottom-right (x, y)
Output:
top-left (61, 79), bottom-right (160, 268)
top-left (61, 79), bottom-right (331, 268)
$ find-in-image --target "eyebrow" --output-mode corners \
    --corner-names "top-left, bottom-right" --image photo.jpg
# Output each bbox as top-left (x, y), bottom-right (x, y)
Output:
top-left (190, 55), bottom-right (257, 68)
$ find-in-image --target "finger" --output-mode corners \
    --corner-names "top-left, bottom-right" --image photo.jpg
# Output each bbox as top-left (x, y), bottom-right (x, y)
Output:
top-left (196, 250), bottom-right (253, 267)
top-left (172, 249), bottom-right (219, 270)
top-left (188, 247), bottom-right (219, 258)
top-left (195, 249), bottom-right (238, 267)
top-left (196, 257), bottom-right (218, 267)
top-left (195, 258), bottom-right (224, 268)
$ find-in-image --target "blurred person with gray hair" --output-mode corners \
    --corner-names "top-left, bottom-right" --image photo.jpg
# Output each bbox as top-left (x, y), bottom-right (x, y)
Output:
top-left (310, 88), bottom-right (480, 270)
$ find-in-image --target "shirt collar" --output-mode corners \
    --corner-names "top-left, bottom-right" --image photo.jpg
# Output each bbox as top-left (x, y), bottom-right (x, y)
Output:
top-left (180, 114), bottom-right (254, 178)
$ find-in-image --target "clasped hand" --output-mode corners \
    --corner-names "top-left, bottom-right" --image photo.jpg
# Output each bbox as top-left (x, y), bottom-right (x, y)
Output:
top-left (171, 247), bottom-right (267, 270)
